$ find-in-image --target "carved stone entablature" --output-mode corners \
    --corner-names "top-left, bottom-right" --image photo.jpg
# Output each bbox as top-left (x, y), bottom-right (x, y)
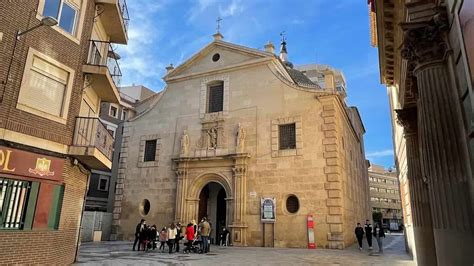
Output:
top-left (400, 8), bottom-right (449, 67)
top-left (395, 107), bottom-right (417, 135)
top-left (201, 111), bottom-right (226, 124)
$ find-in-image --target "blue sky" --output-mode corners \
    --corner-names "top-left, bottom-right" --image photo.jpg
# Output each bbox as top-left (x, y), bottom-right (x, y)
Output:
top-left (117, 0), bottom-right (395, 168)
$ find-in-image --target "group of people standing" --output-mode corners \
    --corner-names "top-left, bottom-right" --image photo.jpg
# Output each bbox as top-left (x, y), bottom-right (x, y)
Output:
top-left (132, 217), bottom-right (229, 254)
top-left (355, 220), bottom-right (386, 253)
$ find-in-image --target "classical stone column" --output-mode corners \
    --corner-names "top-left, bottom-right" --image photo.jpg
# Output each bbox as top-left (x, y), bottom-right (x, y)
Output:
top-left (401, 11), bottom-right (474, 265)
top-left (396, 108), bottom-right (437, 266)
top-left (230, 154), bottom-right (249, 246)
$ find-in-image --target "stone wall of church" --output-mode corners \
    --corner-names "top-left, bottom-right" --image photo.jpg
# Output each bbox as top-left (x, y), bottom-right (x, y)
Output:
top-left (111, 47), bottom-right (369, 249)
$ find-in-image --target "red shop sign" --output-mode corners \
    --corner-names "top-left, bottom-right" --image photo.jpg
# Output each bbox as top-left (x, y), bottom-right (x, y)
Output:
top-left (0, 146), bottom-right (64, 181)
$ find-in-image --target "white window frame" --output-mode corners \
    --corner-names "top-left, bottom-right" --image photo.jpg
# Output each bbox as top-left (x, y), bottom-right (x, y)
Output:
top-left (17, 48), bottom-right (74, 124)
top-left (121, 109), bottom-right (128, 120)
top-left (109, 105), bottom-right (119, 118)
top-left (36, 0), bottom-right (86, 44)
top-left (97, 175), bottom-right (109, 192)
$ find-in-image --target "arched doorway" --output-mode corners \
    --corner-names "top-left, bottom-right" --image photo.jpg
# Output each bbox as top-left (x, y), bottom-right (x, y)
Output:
top-left (198, 182), bottom-right (227, 245)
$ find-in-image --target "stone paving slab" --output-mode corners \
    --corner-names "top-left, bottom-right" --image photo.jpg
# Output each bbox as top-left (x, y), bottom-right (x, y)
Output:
top-left (76, 235), bottom-right (415, 266)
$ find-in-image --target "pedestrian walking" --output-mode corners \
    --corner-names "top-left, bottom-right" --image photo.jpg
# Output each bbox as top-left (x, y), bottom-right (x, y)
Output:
top-left (364, 219), bottom-right (373, 250)
top-left (175, 222), bottom-right (182, 253)
top-left (220, 227), bottom-right (229, 246)
top-left (183, 222), bottom-right (195, 253)
top-left (132, 219), bottom-right (146, 251)
top-left (354, 223), bottom-right (364, 250)
top-left (149, 225), bottom-right (157, 250)
top-left (199, 217), bottom-right (211, 253)
top-left (159, 227), bottom-right (167, 252)
top-left (167, 223), bottom-right (177, 254)
top-left (374, 222), bottom-right (386, 253)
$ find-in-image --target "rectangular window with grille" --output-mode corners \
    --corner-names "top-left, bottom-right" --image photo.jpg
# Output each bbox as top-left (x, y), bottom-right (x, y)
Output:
top-left (207, 82), bottom-right (224, 113)
top-left (0, 178), bottom-right (31, 229)
top-left (279, 123), bottom-right (296, 150)
top-left (144, 140), bottom-right (157, 162)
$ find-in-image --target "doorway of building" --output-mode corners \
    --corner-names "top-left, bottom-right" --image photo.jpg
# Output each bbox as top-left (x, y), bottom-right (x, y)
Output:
top-left (198, 182), bottom-right (227, 245)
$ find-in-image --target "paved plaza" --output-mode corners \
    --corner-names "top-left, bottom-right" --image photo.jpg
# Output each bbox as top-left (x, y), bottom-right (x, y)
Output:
top-left (76, 234), bottom-right (415, 265)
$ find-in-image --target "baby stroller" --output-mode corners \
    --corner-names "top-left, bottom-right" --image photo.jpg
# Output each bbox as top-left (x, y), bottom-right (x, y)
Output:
top-left (184, 237), bottom-right (203, 254)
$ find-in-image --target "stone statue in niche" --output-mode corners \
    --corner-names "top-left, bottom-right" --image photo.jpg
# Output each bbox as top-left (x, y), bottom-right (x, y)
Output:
top-left (180, 130), bottom-right (190, 156)
top-left (207, 127), bottom-right (218, 149)
top-left (236, 123), bottom-right (246, 153)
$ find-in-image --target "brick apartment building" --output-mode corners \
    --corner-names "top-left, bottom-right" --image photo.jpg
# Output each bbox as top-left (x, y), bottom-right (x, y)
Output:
top-left (82, 85), bottom-right (155, 242)
top-left (0, 0), bottom-right (129, 264)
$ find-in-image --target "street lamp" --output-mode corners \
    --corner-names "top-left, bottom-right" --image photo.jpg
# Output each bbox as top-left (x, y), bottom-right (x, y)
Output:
top-left (0, 16), bottom-right (58, 102)
top-left (17, 16), bottom-right (58, 39)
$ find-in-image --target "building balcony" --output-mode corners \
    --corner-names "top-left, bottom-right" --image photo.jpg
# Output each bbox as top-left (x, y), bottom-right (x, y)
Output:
top-left (69, 117), bottom-right (114, 170)
top-left (83, 40), bottom-right (121, 103)
top-left (95, 0), bottom-right (129, 44)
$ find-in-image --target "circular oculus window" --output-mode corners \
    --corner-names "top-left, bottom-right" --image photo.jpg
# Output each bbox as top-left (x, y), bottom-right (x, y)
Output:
top-left (212, 53), bottom-right (220, 62)
top-left (286, 195), bottom-right (300, 214)
top-left (139, 199), bottom-right (151, 216)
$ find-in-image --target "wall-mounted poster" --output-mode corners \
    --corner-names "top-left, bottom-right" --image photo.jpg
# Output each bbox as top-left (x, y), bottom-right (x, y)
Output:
top-left (460, 1), bottom-right (474, 84)
top-left (261, 197), bottom-right (276, 223)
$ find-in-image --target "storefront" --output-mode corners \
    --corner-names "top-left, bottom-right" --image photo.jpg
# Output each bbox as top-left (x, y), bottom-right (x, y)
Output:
top-left (0, 146), bottom-right (65, 230)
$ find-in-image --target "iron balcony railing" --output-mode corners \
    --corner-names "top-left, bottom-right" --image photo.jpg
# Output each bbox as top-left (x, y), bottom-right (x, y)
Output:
top-left (73, 117), bottom-right (114, 160)
top-left (118, 0), bottom-right (130, 35)
top-left (86, 40), bottom-right (122, 87)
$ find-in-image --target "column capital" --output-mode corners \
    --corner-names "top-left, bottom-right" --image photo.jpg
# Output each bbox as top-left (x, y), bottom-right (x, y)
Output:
top-left (400, 7), bottom-right (449, 67)
top-left (395, 107), bottom-right (418, 136)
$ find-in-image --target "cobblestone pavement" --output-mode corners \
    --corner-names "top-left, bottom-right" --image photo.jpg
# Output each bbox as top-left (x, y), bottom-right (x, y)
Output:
top-left (76, 234), bottom-right (415, 265)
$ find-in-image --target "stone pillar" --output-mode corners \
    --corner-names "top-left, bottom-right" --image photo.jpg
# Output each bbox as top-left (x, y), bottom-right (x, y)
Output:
top-left (174, 161), bottom-right (189, 223)
top-left (396, 108), bottom-right (437, 266)
top-left (401, 12), bottom-right (474, 265)
top-left (230, 154), bottom-right (249, 246)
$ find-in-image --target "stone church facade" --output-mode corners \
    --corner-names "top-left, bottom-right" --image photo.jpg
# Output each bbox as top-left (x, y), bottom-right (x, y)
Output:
top-left (112, 34), bottom-right (370, 249)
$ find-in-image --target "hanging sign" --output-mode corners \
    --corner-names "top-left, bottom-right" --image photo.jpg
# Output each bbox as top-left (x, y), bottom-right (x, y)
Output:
top-left (260, 197), bottom-right (276, 223)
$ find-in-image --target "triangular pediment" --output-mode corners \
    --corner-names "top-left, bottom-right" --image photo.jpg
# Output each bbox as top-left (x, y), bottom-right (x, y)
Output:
top-left (165, 40), bottom-right (273, 80)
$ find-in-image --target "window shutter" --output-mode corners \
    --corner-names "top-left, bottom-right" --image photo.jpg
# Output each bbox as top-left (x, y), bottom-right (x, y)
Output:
top-left (208, 83), bottom-right (224, 113)
top-left (20, 56), bottom-right (68, 117)
top-left (144, 140), bottom-right (157, 162)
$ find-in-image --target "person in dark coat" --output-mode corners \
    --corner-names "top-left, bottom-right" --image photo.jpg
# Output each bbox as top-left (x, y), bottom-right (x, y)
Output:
top-left (364, 219), bottom-right (373, 250)
top-left (374, 222), bottom-right (386, 253)
top-left (354, 223), bottom-right (364, 250)
top-left (133, 219), bottom-right (145, 251)
top-left (220, 227), bottom-right (229, 246)
top-left (149, 225), bottom-right (158, 250)
top-left (175, 222), bottom-right (182, 252)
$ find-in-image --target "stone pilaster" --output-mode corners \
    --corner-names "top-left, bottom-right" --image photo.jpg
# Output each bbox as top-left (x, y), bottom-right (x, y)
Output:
top-left (321, 102), bottom-right (344, 249)
top-left (396, 107), bottom-right (437, 266)
top-left (174, 161), bottom-right (189, 223)
top-left (402, 10), bottom-right (474, 264)
top-left (230, 154), bottom-right (249, 246)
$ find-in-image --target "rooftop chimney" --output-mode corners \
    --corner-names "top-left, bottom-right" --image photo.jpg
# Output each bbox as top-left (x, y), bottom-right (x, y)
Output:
top-left (264, 41), bottom-right (275, 54)
top-left (166, 64), bottom-right (174, 73)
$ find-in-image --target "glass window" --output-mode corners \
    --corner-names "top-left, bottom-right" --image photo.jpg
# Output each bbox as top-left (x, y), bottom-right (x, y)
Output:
top-left (110, 106), bottom-right (118, 117)
top-left (43, 0), bottom-right (61, 18)
top-left (59, 3), bottom-right (77, 34)
top-left (0, 178), bottom-right (30, 229)
top-left (144, 140), bottom-right (157, 162)
top-left (279, 123), bottom-right (296, 150)
top-left (98, 176), bottom-right (109, 191)
top-left (43, 0), bottom-right (78, 35)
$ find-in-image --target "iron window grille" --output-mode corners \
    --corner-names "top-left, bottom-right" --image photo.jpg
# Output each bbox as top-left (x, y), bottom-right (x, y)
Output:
top-left (286, 195), bottom-right (299, 214)
top-left (144, 140), bottom-right (157, 162)
top-left (208, 83), bottom-right (224, 113)
top-left (279, 123), bottom-right (296, 150)
top-left (0, 178), bottom-right (31, 229)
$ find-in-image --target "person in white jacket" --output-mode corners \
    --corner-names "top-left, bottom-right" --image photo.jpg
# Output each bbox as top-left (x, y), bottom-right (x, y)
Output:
top-left (167, 223), bottom-right (177, 254)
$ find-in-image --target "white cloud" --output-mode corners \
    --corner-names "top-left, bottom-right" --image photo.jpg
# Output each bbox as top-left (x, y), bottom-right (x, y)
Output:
top-left (366, 149), bottom-right (394, 158)
top-left (219, 0), bottom-right (244, 18)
